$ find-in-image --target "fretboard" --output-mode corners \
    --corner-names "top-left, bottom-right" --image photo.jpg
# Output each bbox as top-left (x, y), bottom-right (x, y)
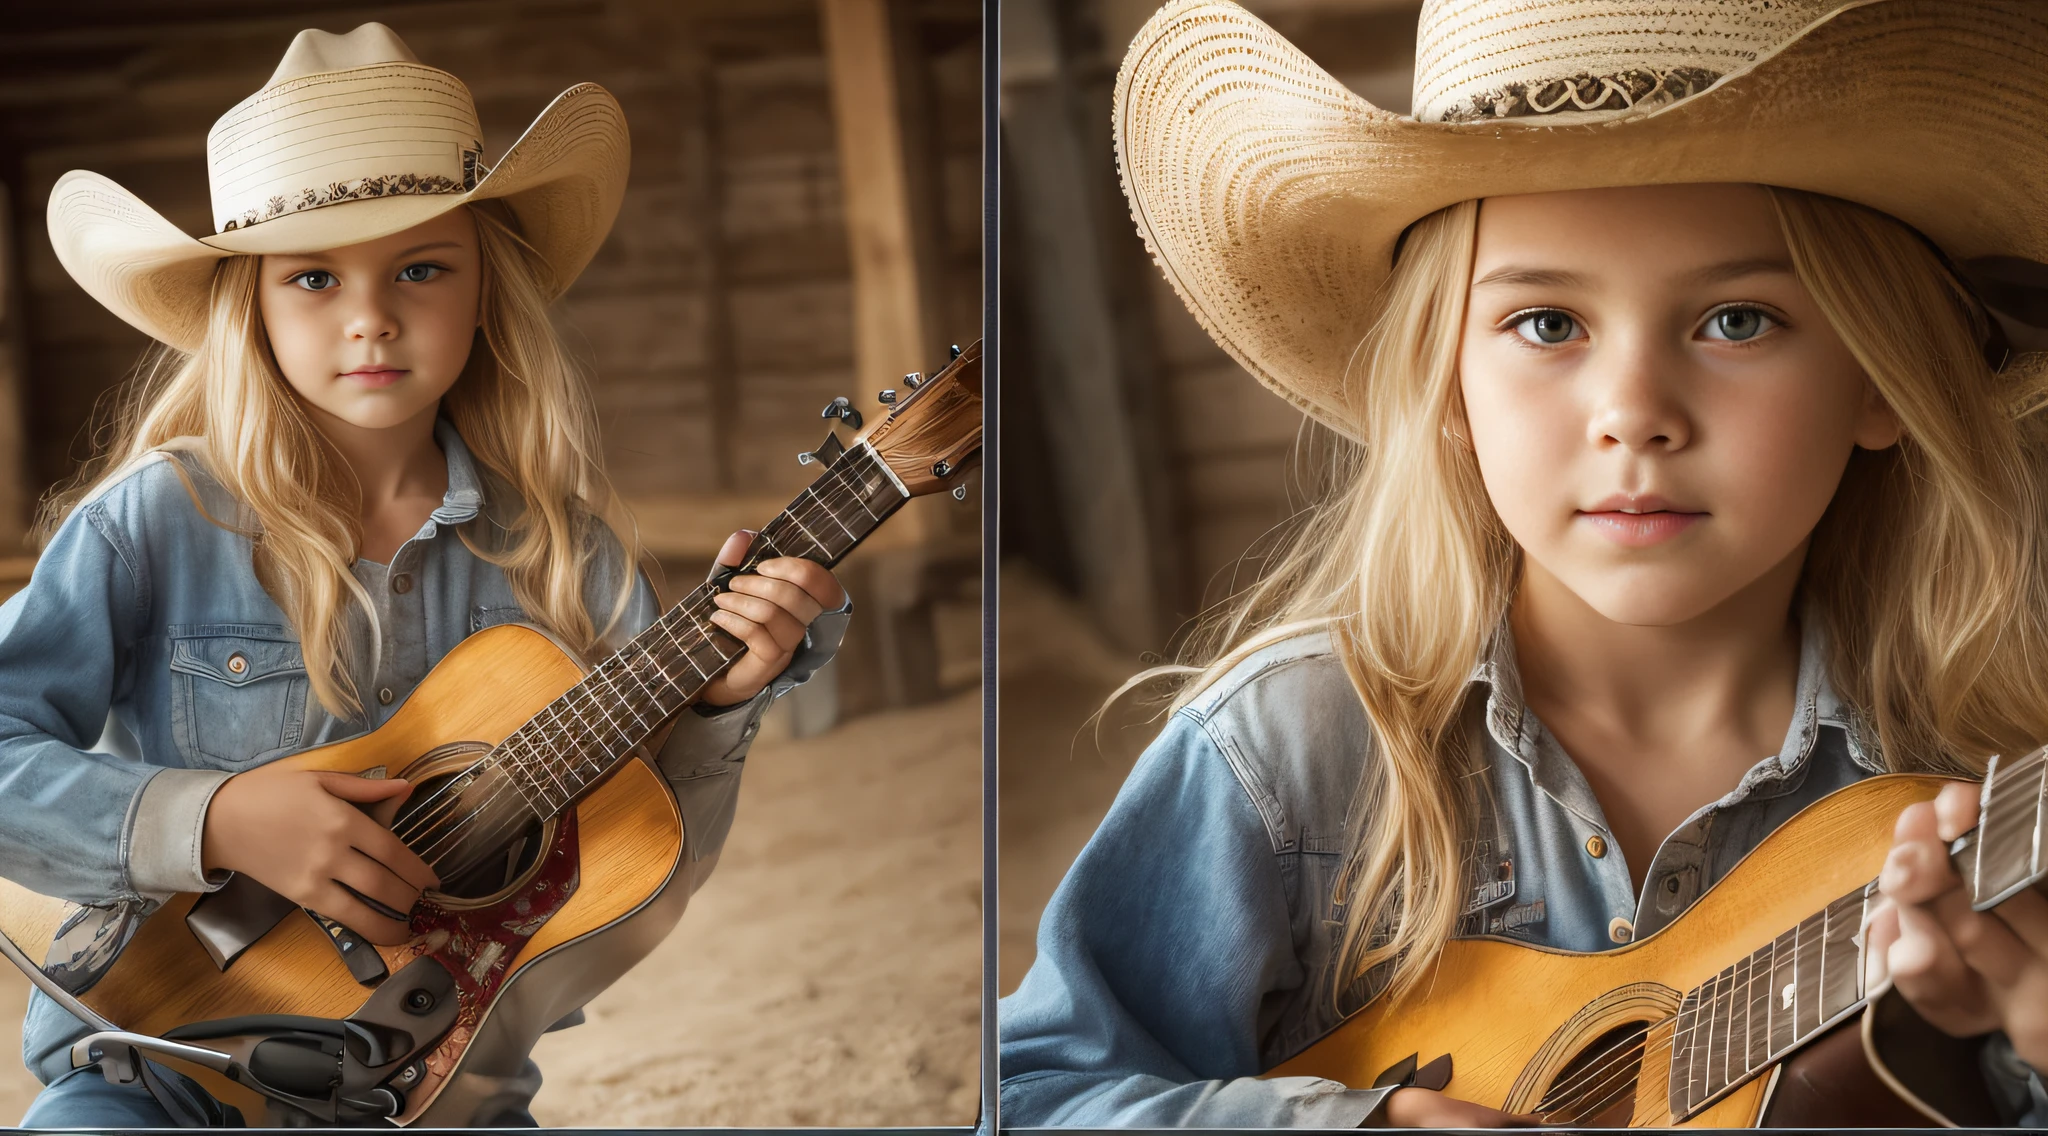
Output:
top-left (1667, 744), bottom-right (2048, 1120)
top-left (489, 440), bottom-right (909, 818)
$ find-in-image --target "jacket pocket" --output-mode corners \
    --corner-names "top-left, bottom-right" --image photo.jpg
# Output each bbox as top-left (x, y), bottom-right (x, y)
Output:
top-left (167, 625), bottom-right (310, 771)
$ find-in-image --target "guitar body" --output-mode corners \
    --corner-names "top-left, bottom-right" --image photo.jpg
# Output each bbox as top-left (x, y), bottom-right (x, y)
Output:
top-left (0, 622), bottom-right (688, 1126)
top-left (1270, 773), bottom-right (1959, 1126)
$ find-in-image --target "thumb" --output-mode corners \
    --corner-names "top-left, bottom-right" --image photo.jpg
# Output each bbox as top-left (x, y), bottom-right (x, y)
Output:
top-left (711, 530), bottom-right (755, 574)
top-left (314, 772), bottom-right (414, 804)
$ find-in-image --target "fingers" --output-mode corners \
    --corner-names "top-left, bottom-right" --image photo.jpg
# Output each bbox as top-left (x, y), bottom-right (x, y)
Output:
top-left (723, 571), bottom-right (827, 624)
top-left (711, 590), bottom-right (811, 653)
top-left (1882, 802), bottom-right (1960, 906)
top-left (753, 556), bottom-right (846, 609)
top-left (1933, 780), bottom-right (1981, 842)
top-left (1381, 1087), bottom-right (1533, 1128)
top-left (313, 771), bottom-right (415, 804)
top-left (330, 849), bottom-right (422, 925)
top-left (712, 530), bottom-right (755, 572)
top-left (312, 880), bottom-right (412, 946)
top-left (352, 818), bottom-right (442, 893)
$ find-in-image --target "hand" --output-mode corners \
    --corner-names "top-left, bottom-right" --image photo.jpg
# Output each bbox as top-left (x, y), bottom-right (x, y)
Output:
top-left (699, 530), bottom-right (846, 707)
top-left (1865, 781), bottom-right (2048, 1067)
top-left (1380, 1087), bottom-right (1536, 1127)
top-left (200, 766), bottom-right (441, 945)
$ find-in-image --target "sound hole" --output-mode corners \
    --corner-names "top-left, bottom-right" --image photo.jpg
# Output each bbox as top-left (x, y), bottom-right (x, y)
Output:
top-left (1536, 1020), bottom-right (1648, 1126)
top-left (391, 745), bottom-right (553, 908)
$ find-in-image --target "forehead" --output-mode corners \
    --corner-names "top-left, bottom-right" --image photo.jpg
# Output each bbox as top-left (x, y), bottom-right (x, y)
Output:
top-left (1472, 184), bottom-right (1789, 279)
top-left (264, 206), bottom-right (478, 264)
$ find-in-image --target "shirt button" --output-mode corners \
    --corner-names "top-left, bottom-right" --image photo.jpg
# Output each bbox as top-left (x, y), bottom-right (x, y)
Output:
top-left (1585, 835), bottom-right (1608, 859)
top-left (391, 573), bottom-right (413, 594)
top-left (378, 687), bottom-right (394, 706)
top-left (225, 653), bottom-right (248, 676)
top-left (1609, 917), bottom-right (1634, 944)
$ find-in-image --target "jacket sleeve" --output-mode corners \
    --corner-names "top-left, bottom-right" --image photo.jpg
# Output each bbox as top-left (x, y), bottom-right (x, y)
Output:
top-left (0, 498), bottom-right (180, 905)
top-left (998, 712), bottom-right (1389, 1127)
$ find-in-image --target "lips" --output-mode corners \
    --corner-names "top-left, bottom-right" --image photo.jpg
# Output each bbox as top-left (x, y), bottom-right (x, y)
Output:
top-left (1576, 494), bottom-right (1705, 547)
top-left (340, 368), bottom-right (408, 388)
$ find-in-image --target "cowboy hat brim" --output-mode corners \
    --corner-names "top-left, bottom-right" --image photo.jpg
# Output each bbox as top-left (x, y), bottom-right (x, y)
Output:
top-left (47, 82), bottom-right (628, 352)
top-left (1115, 0), bottom-right (2048, 439)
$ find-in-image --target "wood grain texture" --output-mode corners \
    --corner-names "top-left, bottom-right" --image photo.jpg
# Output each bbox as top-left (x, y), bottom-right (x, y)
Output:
top-left (0, 622), bottom-right (684, 1123)
top-left (1269, 773), bottom-right (1959, 1126)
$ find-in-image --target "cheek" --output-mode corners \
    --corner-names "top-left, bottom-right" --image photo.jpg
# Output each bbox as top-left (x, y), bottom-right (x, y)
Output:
top-left (255, 290), bottom-right (325, 393)
top-left (1459, 342), bottom-right (1581, 537)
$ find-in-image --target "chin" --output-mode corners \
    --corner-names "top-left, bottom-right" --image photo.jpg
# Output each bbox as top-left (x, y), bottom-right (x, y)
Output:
top-left (1571, 574), bottom-right (1738, 628)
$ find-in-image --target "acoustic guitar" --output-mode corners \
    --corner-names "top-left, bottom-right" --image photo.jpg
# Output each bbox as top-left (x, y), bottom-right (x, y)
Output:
top-left (1271, 748), bottom-right (2048, 1127)
top-left (0, 341), bottom-right (982, 1126)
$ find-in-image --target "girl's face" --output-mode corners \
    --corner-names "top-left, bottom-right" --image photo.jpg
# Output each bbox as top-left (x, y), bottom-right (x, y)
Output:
top-left (258, 207), bottom-right (483, 432)
top-left (1458, 183), bottom-right (1903, 625)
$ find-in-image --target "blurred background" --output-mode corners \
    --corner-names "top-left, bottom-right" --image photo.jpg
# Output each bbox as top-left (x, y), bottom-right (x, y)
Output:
top-left (0, 0), bottom-right (981, 1125)
top-left (997, 0), bottom-right (1422, 994)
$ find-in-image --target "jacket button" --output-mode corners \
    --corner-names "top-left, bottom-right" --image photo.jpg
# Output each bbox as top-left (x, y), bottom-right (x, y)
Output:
top-left (1609, 917), bottom-right (1633, 944)
top-left (225, 653), bottom-right (248, 676)
top-left (1585, 835), bottom-right (1607, 858)
top-left (392, 573), bottom-right (413, 594)
top-left (378, 687), bottom-right (394, 706)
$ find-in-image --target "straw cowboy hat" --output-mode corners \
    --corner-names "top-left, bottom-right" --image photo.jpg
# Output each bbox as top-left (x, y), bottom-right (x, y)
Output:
top-left (48, 22), bottom-right (628, 353)
top-left (1115, 0), bottom-right (2048, 438)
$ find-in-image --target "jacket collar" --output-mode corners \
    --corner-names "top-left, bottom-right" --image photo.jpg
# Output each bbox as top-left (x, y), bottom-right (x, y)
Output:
top-left (430, 416), bottom-right (485, 525)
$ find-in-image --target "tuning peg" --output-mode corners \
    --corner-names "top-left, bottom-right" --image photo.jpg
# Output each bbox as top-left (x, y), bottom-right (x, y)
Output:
top-left (798, 431), bottom-right (846, 468)
top-left (820, 396), bottom-right (863, 431)
top-left (951, 484), bottom-right (967, 501)
top-left (949, 344), bottom-right (962, 360)
top-left (902, 371), bottom-right (924, 390)
top-left (877, 389), bottom-right (897, 405)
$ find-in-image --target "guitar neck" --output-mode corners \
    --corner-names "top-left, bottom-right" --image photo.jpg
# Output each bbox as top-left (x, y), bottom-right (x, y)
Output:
top-left (1668, 744), bottom-right (2048, 1120)
top-left (487, 441), bottom-right (912, 818)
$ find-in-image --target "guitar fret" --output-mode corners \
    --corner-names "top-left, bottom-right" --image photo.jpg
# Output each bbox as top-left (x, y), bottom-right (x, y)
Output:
top-left (1819, 889), bottom-right (1863, 1021)
top-left (1688, 971), bottom-right (1714, 1111)
top-left (1744, 941), bottom-right (1772, 1073)
top-left (1766, 926), bottom-right (1797, 1057)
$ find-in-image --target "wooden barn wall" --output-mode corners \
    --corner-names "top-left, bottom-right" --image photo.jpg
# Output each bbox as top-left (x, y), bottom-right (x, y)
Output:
top-left (0, 0), bottom-right (981, 552)
top-left (1001, 0), bottom-right (1420, 653)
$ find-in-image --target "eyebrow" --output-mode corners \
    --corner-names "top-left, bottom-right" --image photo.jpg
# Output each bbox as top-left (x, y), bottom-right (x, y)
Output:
top-left (1471, 256), bottom-right (1796, 290)
top-left (270, 240), bottom-right (464, 265)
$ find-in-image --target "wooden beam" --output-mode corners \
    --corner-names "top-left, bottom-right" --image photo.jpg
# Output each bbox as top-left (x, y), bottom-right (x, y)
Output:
top-left (820, 0), bottom-right (950, 544)
top-left (0, 182), bottom-right (31, 549)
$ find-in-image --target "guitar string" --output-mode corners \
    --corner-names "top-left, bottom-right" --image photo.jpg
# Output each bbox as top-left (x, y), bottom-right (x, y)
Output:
top-left (414, 453), bottom-right (893, 876)
top-left (387, 454), bottom-right (876, 869)
top-left (395, 453), bottom-right (889, 875)
top-left (1531, 759), bottom-right (2048, 1123)
top-left (1537, 1033), bottom-right (1649, 1123)
top-left (386, 449), bottom-right (880, 850)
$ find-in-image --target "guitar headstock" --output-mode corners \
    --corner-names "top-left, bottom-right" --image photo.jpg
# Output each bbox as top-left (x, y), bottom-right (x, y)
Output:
top-left (852, 339), bottom-right (983, 497)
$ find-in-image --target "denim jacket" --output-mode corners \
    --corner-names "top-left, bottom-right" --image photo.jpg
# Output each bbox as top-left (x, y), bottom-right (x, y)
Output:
top-left (0, 417), bottom-right (848, 1086)
top-left (999, 621), bottom-right (2048, 1126)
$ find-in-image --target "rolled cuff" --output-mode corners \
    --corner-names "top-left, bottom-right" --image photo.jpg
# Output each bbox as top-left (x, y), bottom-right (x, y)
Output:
top-left (126, 767), bottom-right (233, 897)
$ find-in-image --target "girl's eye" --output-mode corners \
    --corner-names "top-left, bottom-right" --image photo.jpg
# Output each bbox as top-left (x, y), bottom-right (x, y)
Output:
top-left (1511, 310), bottom-right (1581, 346)
top-left (398, 264), bottom-right (442, 284)
top-left (291, 270), bottom-right (336, 292)
top-left (1702, 306), bottom-right (1776, 342)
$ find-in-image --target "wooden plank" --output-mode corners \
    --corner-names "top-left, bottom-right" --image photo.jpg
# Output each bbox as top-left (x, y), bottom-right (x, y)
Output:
top-left (820, 0), bottom-right (949, 544)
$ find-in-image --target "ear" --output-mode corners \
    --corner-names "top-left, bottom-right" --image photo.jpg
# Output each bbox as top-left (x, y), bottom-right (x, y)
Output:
top-left (1852, 376), bottom-right (1904, 451)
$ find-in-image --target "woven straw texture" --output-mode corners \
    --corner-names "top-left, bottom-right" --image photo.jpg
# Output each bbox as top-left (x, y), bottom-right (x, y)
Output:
top-left (1114, 0), bottom-right (2048, 438)
top-left (47, 35), bottom-right (628, 352)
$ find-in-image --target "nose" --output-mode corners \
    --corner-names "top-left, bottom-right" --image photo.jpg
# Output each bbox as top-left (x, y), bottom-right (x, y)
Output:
top-left (1584, 331), bottom-right (1690, 452)
top-left (342, 281), bottom-right (401, 342)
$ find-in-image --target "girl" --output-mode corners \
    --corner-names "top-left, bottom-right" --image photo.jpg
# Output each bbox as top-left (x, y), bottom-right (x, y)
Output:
top-left (5, 22), bottom-right (846, 1127)
top-left (1002, 0), bottom-right (2048, 1126)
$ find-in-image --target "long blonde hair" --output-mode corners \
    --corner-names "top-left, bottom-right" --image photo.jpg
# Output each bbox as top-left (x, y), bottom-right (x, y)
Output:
top-left (1158, 187), bottom-right (2048, 1009)
top-left (37, 200), bottom-right (641, 721)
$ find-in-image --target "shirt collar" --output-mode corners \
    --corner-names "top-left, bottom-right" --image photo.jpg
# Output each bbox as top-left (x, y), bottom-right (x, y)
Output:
top-left (1467, 610), bottom-right (1861, 826)
top-left (430, 416), bottom-right (485, 525)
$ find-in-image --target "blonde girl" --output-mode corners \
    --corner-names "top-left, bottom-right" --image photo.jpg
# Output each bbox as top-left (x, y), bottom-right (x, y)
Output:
top-left (1002, 0), bottom-right (2048, 1127)
top-left (2, 23), bottom-right (844, 1127)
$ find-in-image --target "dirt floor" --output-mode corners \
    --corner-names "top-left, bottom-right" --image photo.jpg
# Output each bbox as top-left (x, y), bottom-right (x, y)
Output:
top-left (996, 564), bottom-right (1162, 996)
top-left (0, 687), bottom-right (982, 1127)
